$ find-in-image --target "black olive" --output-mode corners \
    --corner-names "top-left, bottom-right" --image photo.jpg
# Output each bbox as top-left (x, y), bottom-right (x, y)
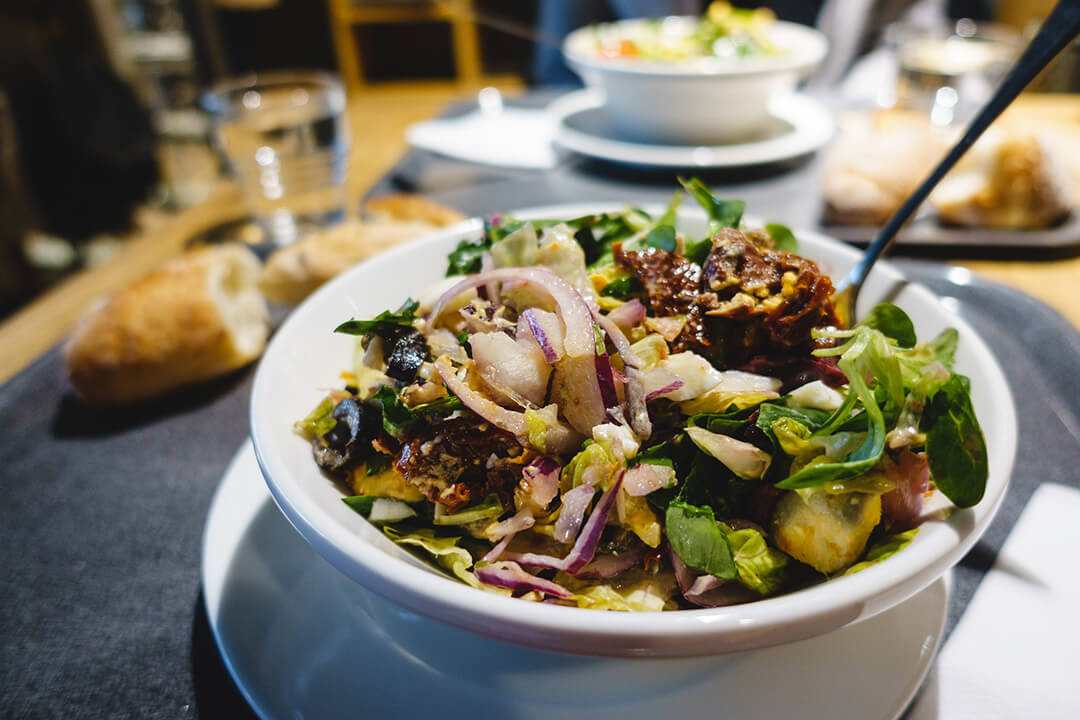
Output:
top-left (385, 328), bottom-right (428, 383)
top-left (312, 398), bottom-right (381, 473)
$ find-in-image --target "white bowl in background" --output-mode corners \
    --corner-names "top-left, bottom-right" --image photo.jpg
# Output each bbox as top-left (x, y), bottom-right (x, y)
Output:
top-left (250, 204), bottom-right (1015, 658)
top-left (563, 17), bottom-right (828, 145)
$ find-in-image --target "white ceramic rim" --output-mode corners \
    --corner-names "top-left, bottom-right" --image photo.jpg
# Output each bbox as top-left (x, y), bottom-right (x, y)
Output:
top-left (250, 204), bottom-right (1015, 656)
top-left (562, 17), bottom-right (829, 77)
top-left (549, 89), bottom-right (834, 167)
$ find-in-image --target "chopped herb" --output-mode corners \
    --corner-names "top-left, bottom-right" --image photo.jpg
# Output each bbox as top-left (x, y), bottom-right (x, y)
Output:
top-left (644, 224), bottom-right (677, 253)
top-left (599, 275), bottom-right (643, 299)
top-left (764, 223), bottom-right (797, 252)
top-left (342, 495), bottom-right (378, 517)
top-left (335, 298), bottom-right (420, 337)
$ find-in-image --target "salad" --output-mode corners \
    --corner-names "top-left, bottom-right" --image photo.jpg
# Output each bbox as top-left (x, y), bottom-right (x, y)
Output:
top-left (297, 178), bottom-right (988, 612)
top-left (588, 2), bottom-right (783, 62)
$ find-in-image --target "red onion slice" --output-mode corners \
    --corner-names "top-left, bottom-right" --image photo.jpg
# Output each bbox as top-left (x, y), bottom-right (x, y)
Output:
top-left (482, 533), bottom-right (515, 563)
top-left (552, 483), bottom-right (596, 544)
top-left (881, 449), bottom-right (930, 529)
top-left (486, 509), bottom-right (536, 541)
top-left (605, 298), bottom-right (646, 335)
top-left (470, 331), bottom-right (551, 407)
top-left (519, 308), bottom-right (564, 362)
top-left (522, 457), bottom-right (560, 507)
top-left (435, 355), bottom-right (528, 437)
top-left (623, 462), bottom-right (676, 497)
top-left (574, 542), bottom-right (648, 579)
top-left (595, 351), bottom-right (621, 415)
top-left (474, 560), bottom-right (574, 599)
top-left (669, 546), bottom-right (755, 608)
top-left (505, 471), bottom-right (624, 575)
top-left (428, 267), bottom-right (595, 359)
top-left (595, 314), bottom-right (651, 440)
top-left (434, 355), bottom-right (580, 455)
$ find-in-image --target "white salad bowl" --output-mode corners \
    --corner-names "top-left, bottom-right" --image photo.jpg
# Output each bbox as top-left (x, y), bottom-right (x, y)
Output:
top-left (562, 17), bottom-right (828, 145)
top-left (250, 204), bottom-right (1016, 658)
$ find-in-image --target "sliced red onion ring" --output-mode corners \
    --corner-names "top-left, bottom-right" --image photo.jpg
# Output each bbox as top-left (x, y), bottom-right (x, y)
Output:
top-left (486, 509), bottom-right (535, 542)
top-left (623, 462), bottom-right (676, 496)
top-left (574, 542), bottom-right (648, 579)
top-left (553, 483), bottom-right (596, 545)
top-left (595, 351), bottom-right (621, 415)
top-left (428, 267), bottom-right (595, 359)
top-left (434, 355), bottom-right (580, 455)
top-left (645, 380), bottom-right (685, 402)
top-left (435, 355), bottom-right (528, 436)
top-left (550, 353), bottom-right (608, 436)
top-left (470, 331), bottom-right (550, 407)
top-left (505, 472), bottom-right (624, 575)
top-left (474, 560), bottom-right (573, 599)
top-left (669, 546), bottom-right (757, 608)
top-left (881, 449), bottom-right (930, 529)
top-left (595, 314), bottom-right (651, 440)
top-left (606, 298), bottom-right (646, 334)
top-left (481, 533), bottom-right (515, 563)
top-left (519, 308), bottom-right (563, 362)
top-left (522, 457), bottom-right (560, 508)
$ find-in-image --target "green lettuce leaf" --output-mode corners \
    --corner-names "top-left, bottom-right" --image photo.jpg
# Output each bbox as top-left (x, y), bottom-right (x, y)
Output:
top-left (665, 500), bottom-right (737, 580)
top-left (432, 494), bottom-right (504, 525)
top-left (845, 529), bottom-right (919, 574)
top-left (859, 303), bottom-right (917, 349)
top-left (921, 374), bottom-right (988, 508)
top-left (371, 385), bottom-right (423, 439)
top-left (335, 298), bottom-right (421, 337)
top-left (678, 176), bottom-right (745, 233)
top-left (295, 396), bottom-right (337, 440)
top-left (382, 526), bottom-right (484, 588)
top-left (764, 223), bottom-right (798, 252)
top-left (644, 224), bottom-right (677, 252)
top-left (725, 526), bottom-right (789, 595)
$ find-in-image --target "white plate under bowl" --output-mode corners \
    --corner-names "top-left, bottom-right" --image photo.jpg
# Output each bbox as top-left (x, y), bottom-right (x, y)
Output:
top-left (549, 89), bottom-right (834, 167)
top-left (249, 204), bottom-right (1015, 658)
top-left (203, 441), bottom-right (949, 720)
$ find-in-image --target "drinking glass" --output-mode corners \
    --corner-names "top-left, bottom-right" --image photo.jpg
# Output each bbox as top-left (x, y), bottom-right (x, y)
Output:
top-left (893, 19), bottom-right (1019, 126)
top-left (203, 71), bottom-right (350, 246)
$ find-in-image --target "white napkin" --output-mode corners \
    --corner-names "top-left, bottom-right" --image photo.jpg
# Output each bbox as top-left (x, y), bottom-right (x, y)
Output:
top-left (405, 106), bottom-right (558, 170)
top-left (909, 483), bottom-right (1080, 720)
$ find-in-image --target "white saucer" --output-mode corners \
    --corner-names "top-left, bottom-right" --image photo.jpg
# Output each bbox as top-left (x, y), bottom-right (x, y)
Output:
top-left (549, 89), bottom-right (834, 168)
top-left (203, 442), bottom-right (947, 720)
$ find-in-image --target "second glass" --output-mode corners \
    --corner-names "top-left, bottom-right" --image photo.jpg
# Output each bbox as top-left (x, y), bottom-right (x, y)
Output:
top-left (204, 71), bottom-right (350, 246)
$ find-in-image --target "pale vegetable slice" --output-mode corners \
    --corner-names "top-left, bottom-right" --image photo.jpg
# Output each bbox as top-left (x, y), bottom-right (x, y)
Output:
top-left (686, 426), bottom-right (772, 480)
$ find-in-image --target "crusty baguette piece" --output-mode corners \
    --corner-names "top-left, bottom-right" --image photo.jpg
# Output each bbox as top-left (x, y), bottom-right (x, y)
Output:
top-left (64, 244), bottom-right (268, 406)
top-left (364, 193), bottom-right (466, 227)
top-left (258, 194), bottom-right (467, 306)
top-left (931, 132), bottom-right (1073, 229)
top-left (822, 112), bottom-right (948, 226)
top-left (258, 219), bottom-right (440, 305)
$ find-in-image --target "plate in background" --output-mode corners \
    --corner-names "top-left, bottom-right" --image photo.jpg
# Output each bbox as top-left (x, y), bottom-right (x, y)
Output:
top-left (549, 90), bottom-right (833, 168)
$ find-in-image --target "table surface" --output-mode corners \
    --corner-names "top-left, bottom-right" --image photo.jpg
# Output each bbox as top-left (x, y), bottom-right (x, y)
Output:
top-left (0, 91), bottom-right (1079, 388)
top-left (3, 89), bottom-right (1080, 719)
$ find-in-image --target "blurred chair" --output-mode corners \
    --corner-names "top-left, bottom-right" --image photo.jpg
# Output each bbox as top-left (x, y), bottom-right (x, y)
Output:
top-left (327, 0), bottom-right (482, 92)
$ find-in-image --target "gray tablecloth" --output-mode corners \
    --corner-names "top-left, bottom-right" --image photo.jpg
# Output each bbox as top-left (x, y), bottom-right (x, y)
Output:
top-left (4, 94), bottom-right (1079, 719)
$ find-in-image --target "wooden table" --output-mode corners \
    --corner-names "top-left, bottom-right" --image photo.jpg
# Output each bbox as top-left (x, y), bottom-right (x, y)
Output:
top-left (1, 86), bottom-right (1077, 387)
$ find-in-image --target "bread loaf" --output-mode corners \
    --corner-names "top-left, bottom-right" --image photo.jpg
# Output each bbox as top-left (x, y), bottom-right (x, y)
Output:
top-left (259, 194), bottom-right (467, 305)
top-left (64, 244), bottom-right (269, 406)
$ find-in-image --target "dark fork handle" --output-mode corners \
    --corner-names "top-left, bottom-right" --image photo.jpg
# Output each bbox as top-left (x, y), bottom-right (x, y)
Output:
top-left (842, 0), bottom-right (1080, 295)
